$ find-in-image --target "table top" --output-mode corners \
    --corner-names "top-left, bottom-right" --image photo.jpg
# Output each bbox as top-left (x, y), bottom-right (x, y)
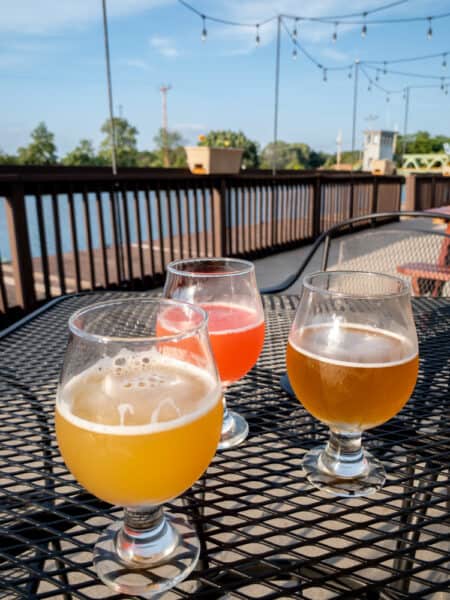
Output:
top-left (0, 292), bottom-right (449, 599)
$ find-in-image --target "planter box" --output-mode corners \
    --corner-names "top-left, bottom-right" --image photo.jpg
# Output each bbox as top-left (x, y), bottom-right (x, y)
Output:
top-left (185, 147), bottom-right (243, 174)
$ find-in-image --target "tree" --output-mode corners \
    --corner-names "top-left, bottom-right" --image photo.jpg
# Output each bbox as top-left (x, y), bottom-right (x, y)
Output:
top-left (396, 131), bottom-right (450, 155)
top-left (17, 122), bottom-right (58, 165)
top-left (99, 117), bottom-right (139, 167)
top-left (198, 130), bottom-right (260, 169)
top-left (0, 149), bottom-right (18, 165)
top-left (152, 128), bottom-right (187, 167)
top-left (62, 139), bottom-right (103, 166)
top-left (261, 142), bottom-right (328, 170)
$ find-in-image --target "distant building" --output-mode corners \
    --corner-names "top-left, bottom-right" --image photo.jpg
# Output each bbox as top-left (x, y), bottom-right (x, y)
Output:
top-left (363, 130), bottom-right (397, 172)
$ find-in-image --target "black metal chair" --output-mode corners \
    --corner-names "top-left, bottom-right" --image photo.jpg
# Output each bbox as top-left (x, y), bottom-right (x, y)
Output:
top-left (261, 210), bottom-right (450, 297)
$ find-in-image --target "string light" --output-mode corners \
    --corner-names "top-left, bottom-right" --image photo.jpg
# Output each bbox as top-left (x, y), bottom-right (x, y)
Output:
top-left (427, 17), bottom-right (433, 39)
top-left (323, 68), bottom-right (328, 82)
top-left (201, 15), bottom-right (207, 41)
top-left (383, 61), bottom-right (387, 75)
top-left (445, 85), bottom-right (449, 95)
top-left (348, 66), bottom-right (353, 79)
top-left (386, 92), bottom-right (390, 102)
top-left (375, 69), bottom-right (380, 81)
top-left (292, 47), bottom-right (298, 60)
top-left (293, 17), bottom-right (299, 39)
top-left (442, 53), bottom-right (447, 69)
top-left (332, 22), bottom-right (338, 43)
top-left (361, 12), bottom-right (368, 38)
top-left (368, 83), bottom-right (372, 91)
top-left (255, 24), bottom-right (260, 45)
top-left (441, 77), bottom-right (445, 91)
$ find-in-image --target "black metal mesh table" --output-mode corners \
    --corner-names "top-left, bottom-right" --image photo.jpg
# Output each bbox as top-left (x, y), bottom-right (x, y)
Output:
top-left (0, 292), bottom-right (449, 599)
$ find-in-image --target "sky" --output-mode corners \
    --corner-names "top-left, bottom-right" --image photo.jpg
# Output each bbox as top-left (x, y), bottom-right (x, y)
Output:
top-left (1, 0), bottom-right (450, 157)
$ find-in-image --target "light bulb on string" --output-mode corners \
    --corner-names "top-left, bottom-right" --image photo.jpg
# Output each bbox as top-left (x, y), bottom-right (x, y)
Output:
top-left (375, 69), bottom-right (380, 81)
top-left (368, 83), bottom-right (372, 92)
top-left (427, 17), bottom-right (433, 39)
top-left (255, 24), bottom-right (260, 46)
top-left (292, 46), bottom-right (298, 60)
top-left (445, 85), bottom-right (449, 96)
top-left (201, 15), bottom-right (207, 42)
top-left (386, 93), bottom-right (390, 103)
top-left (442, 54), bottom-right (447, 69)
top-left (323, 68), bottom-right (327, 82)
top-left (332, 22), bottom-right (338, 43)
top-left (293, 18), bottom-right (298, 40)
top-left (361, 13), bottom-right (367, 38)
top-left (383, 62), bottom-right (387, 75)
top-left (348, 66), bottom-right (352, 79)
top-left (441, 77), bottom-right (445, 91)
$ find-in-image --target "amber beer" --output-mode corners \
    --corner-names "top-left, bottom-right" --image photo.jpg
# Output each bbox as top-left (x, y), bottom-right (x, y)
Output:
top-left (55, 350), bottom-right (222, 507)
top-left (286, 324), bottom-right (418, 430)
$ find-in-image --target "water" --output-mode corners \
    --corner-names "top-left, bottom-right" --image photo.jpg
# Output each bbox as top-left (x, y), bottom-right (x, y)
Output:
top-left (0, 190), bottom-right (213, 263)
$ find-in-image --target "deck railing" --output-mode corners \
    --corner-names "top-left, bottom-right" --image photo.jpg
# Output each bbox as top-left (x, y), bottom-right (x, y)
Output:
top-left (0, 167), bottom-right (404, 324)
top-left (404, 173), bottom-right (450, 211)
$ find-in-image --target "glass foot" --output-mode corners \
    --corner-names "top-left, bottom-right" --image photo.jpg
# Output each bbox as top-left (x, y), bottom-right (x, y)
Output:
top-left (303, 445), bottom-right (386, 497)
top-left (93, 513), bottom-right (200, 598)
top-left (218, 409), bottom-right (249, 450)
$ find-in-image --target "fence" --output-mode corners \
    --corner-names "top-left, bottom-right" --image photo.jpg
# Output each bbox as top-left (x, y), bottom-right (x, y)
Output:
top-left (404, 173), bottom-right (450, 211)
top-left (0, 167), bottom-right (404, 324)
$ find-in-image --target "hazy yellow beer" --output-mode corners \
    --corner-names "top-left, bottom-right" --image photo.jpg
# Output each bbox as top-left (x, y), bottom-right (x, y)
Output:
top-left (287, 324), bottom-right (418, 430)
top-left (56, 350), bottom-right (222, 506)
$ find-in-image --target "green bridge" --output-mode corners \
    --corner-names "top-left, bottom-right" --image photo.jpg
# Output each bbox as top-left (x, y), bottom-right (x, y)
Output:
top-left (400, 153), bottom-right (449, 171)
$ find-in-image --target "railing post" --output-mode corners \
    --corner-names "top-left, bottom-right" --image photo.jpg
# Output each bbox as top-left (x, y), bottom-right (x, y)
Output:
top-left (212, 177), bottom-right (227, 257)
top-left (430, 175), bottom-right (436, 209)
top-left (312, 174), bottom-right (322, 238)
top-left (5, 183), bottom-right (36, 310)
top-left (404, 174), bottom-right (417, 211)
top-left (371, 176), bottom-right (379, 214)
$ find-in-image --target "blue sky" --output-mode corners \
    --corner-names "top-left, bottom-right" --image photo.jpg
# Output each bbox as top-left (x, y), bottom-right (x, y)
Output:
top-left (1, 0), bottom-right (450, 157)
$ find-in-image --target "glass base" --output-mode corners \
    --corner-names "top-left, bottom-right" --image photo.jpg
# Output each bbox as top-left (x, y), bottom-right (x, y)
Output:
top-left (218, 409), bottom-right (249, 450)
top-left (93, 513), bottom-right (200, 598)
top-left (303, 445), bottom-right (385, 497)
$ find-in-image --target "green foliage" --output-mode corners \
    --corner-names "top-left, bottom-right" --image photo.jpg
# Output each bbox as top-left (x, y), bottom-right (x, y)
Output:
top-left (99, 117), bottom-right (139, 167)
top-left (62, 139), bottom-right (105, 166)
top-left (198, 130), bottom-right (260, 168)
top-left (0, 149), bottom-right (18, 165)
top-left (261, 142), bottom-right (329, 170)
top-left (396, 131), bottom-right (450, 154)
top-left (17, 122), bottom-right (58, 165)
top-left (151, 128), bottom-right (187, 167)
top-left (324, 151), bottom-right (361, 168)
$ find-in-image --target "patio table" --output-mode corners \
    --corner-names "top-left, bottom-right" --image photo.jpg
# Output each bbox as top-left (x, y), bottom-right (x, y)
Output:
top-left (0, 291), bottom-right (449, 599)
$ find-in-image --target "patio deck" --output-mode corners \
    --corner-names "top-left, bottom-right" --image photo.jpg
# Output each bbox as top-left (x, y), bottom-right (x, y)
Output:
top-left (253, 216), bottom-right (449, 295)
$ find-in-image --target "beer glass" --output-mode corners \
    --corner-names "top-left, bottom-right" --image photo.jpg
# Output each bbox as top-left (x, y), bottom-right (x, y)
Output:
top-left (164, 258), bottom-right (265, 449)
top-left (286, 271), bottom-right (418, 496)
top-left (55, 298), bottom-right (222, 597)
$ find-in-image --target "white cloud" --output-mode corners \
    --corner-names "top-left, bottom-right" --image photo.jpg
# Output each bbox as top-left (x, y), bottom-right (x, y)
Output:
top-left (149, 36), bottom-right (179, 58)
top-left (118, 58), bottom-right (152, 71)
top-left (0, 0), bottom-right (172, 34)
top-left (320, 47), bottom-right (350, 63)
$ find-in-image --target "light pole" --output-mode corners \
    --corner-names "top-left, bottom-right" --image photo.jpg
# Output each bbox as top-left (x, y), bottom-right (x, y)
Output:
top-left (272, 15), bottom-right (282, 175)
top-left (402, 86), bottom-right (410, 156)
top-left (102, 0), bottom-right (118, 175)
top-left (351, 59), bottom-right (360, 169)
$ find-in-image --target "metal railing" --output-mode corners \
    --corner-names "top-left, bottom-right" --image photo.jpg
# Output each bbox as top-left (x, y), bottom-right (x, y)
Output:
top-left (404, 173), bottom-right (450, 211)
top-left (0, 167), bottom-right (404, 324)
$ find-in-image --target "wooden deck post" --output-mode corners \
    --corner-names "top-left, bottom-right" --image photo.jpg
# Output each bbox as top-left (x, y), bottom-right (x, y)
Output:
top-left (404, 174), bottom-right (417, 211)
top-left (212, 177), bottom-right (227, 257)
top-left (5, 183), bottom-right (36, 310)
top-left (312, 174), bottom-right (322, 238)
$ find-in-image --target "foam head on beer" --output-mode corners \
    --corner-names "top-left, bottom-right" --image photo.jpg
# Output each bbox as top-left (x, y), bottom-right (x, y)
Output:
top-left (56, 348), bottom-right (222, 506)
